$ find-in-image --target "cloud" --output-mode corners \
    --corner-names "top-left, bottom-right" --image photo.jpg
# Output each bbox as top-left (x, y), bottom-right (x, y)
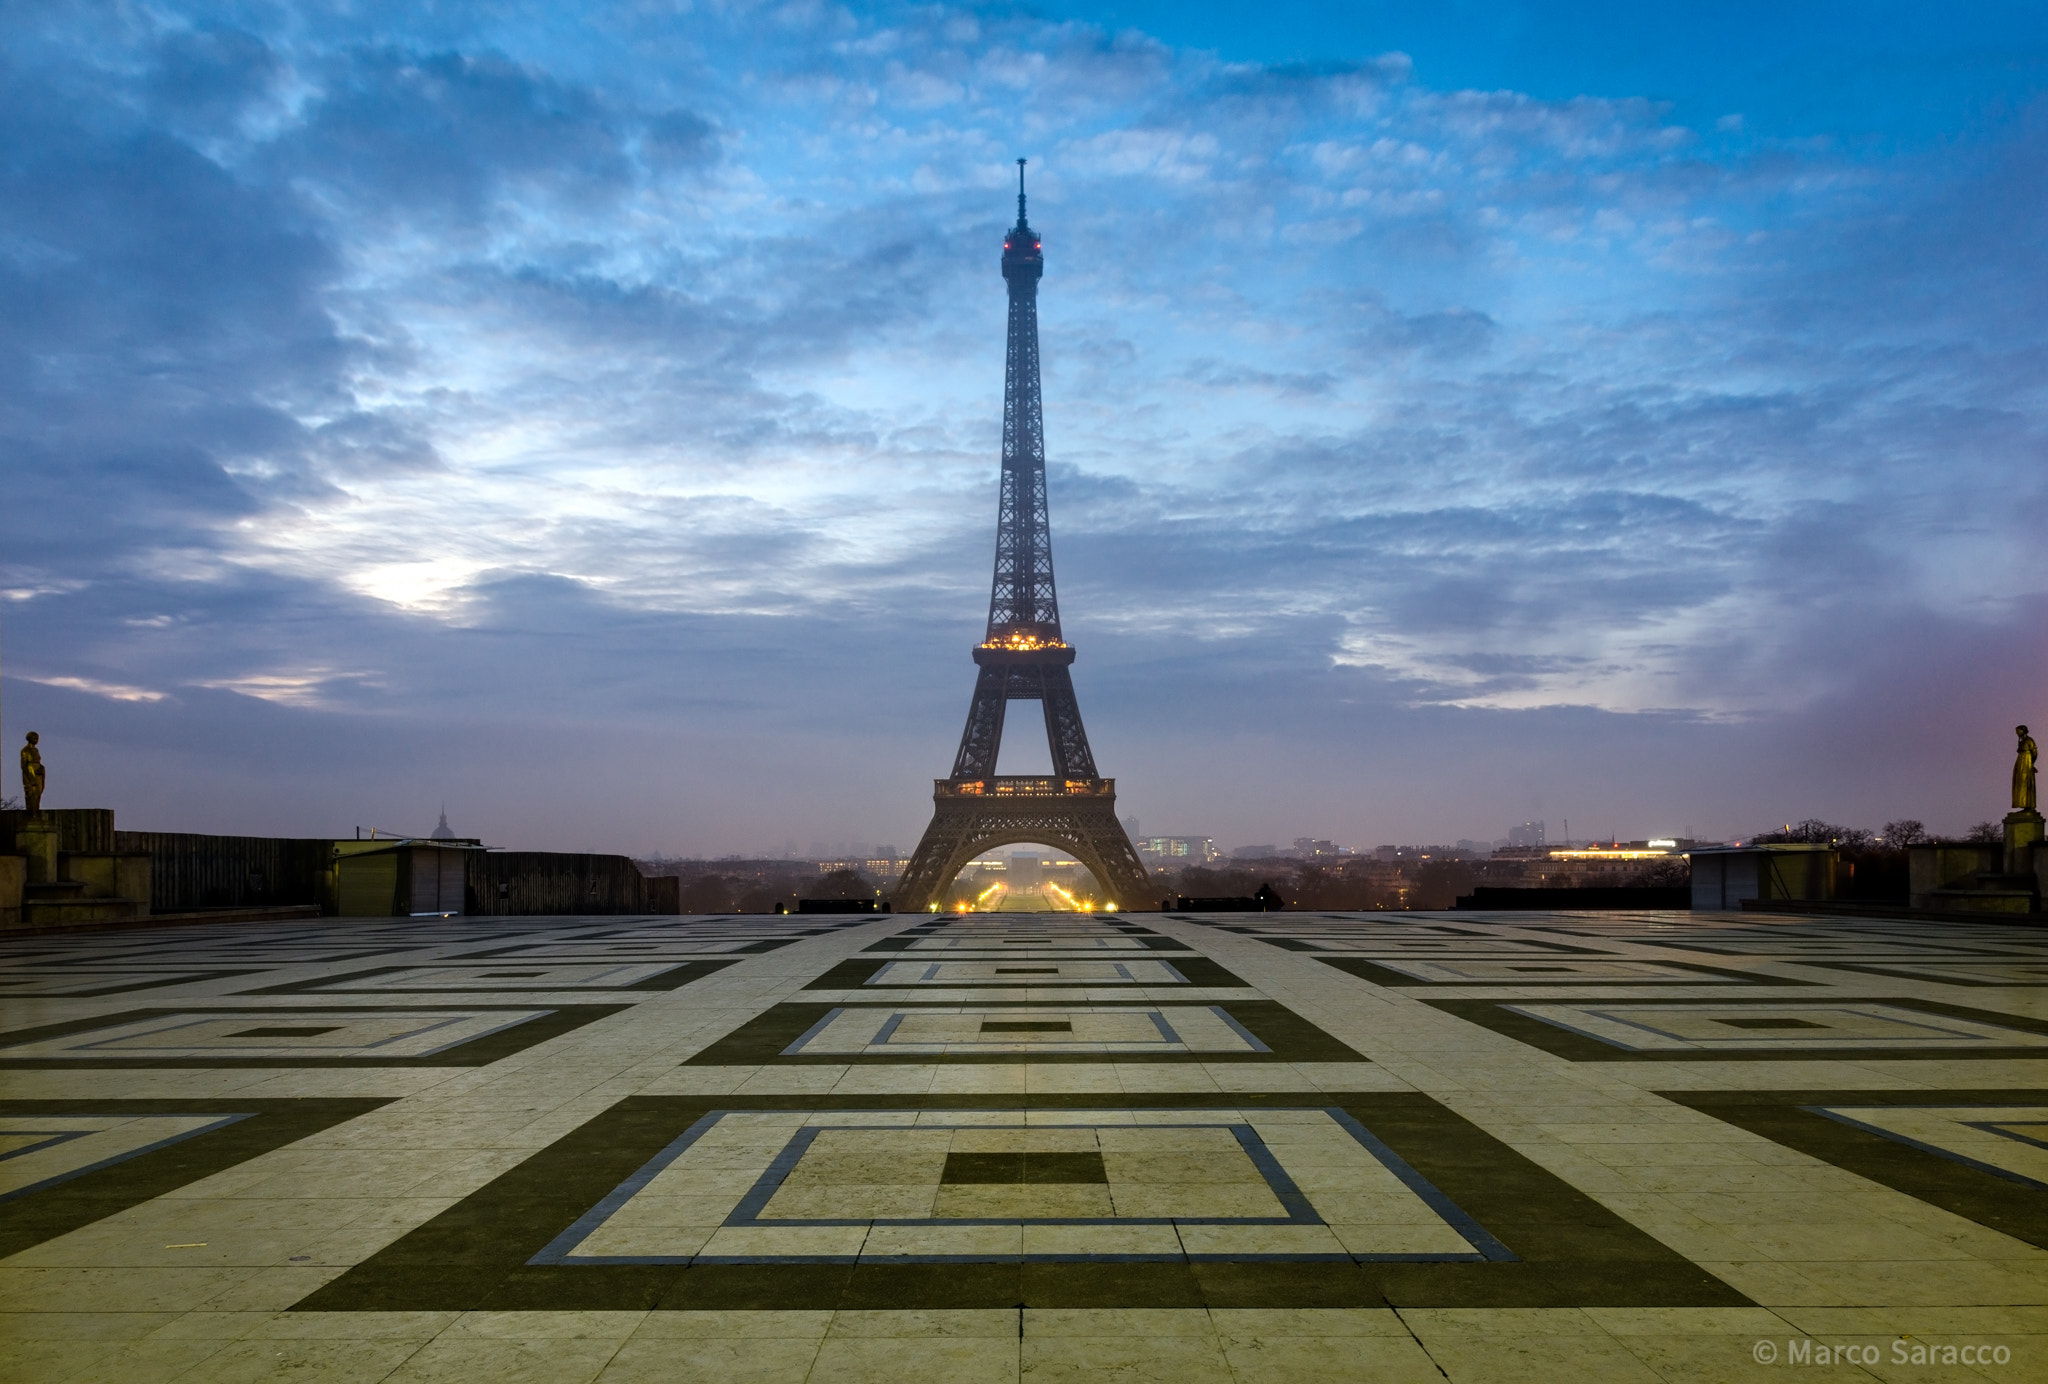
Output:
top-left (0, 3), bottom-right (2041, 850)
top-left (18, 675), bottom-right (168, 703)
top-left (280, 47), bottom-right (635, 227)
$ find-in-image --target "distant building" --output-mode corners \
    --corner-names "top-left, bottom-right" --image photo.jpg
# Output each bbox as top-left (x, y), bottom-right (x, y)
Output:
top-left (1233, 844), bottom-right (1280, 860)
top-left (1293, 838), bottom-right (1343, 858)
top-left (1506, 821), bottom-right (1546, 848)
top-left (1138, 836), bottom-right (1217, 863)
top-left (431, 809), bottom-right (456, 842)
top-left (1547, 844), bottom-right (1674, 861)
top-left (1009, 852), bottom-right (1042, 888)
top-left (1373, 844), bottom-right (1472, 862)
top-left (1546, 838), bottom-right (1704, 862)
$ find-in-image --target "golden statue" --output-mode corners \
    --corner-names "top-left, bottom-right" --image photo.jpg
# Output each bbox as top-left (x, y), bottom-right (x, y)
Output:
top-left (19, 731), bottom-right (45, 814)
top-left (2014, 724), bottom-right (2038, 813)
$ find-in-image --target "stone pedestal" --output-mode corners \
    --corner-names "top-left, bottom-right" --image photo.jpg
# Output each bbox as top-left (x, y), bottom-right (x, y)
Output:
top-left (2004, 809), bottom-right (2044, 877)
top-left (0, 854), bottom-right (23, 930)
top-left (16, 817), bottom-right (59, 885)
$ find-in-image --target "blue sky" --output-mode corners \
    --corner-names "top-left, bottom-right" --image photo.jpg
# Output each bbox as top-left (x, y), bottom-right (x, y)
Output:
top-left (2, 1), bottom-right (2045, 855)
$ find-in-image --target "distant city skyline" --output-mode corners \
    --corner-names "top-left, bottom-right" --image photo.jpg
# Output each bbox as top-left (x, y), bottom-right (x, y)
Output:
top-left (3, 2), bottom-right (2044, 853)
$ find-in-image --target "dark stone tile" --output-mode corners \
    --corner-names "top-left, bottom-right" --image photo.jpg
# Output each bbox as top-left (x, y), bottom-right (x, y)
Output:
top-left (941, 1151), bottom-right (1107, 1184)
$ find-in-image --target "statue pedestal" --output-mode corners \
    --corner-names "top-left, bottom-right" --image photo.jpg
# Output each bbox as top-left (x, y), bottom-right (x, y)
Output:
top-left (17, 817), bottom-right (59, 885)
top-left (2004, 809), bottom-right (2044, 877)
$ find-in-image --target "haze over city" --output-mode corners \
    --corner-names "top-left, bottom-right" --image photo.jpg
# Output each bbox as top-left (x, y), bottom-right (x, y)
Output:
top-left (4, 0), bottom-right (2046, 855)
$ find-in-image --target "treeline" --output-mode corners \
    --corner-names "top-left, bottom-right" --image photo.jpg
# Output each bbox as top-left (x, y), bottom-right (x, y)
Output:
top-left (1167, 854), bottom-right (1690, 911)
top-left (633, 860), bottom-right (884, 914)
top-left (1747, 818), bottom-right (1986, 903)
top-left (1749, 818), bottom-right (1997, 848)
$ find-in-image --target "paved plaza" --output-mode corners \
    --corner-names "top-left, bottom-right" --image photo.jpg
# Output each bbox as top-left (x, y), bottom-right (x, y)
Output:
top-left (1, 907), bottom-right (2044, 1381)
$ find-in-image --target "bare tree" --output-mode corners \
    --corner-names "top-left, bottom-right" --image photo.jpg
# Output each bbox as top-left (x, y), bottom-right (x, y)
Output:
top-left (1878, 820), bottom-right (1928, 850)
top-left (1753, 819), bottom-right (1874, 848)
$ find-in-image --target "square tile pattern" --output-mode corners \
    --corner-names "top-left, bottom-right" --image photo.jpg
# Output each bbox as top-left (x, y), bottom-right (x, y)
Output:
top-left (861, 958), bottom-right (1192, 986)
top-left (0, 1008), bottom-right (554, 1060)
top-left (2, 906), bottom-right (2044, 1382)
top-left (533, 1105), bottom-right (1502, 1265)
top-left (1509, 1000), bottom-right (2048, 1052)
top-left (781, 1005), bottom-right (1270, 1056)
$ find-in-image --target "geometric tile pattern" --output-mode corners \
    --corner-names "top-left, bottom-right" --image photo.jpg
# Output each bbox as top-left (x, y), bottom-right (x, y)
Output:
top-left (0, 1113), bottom-right (248, 1200)
top-left (777, 1005), bottom-right (1272, 1057)
top-left (1423, 994), bottom-right (2048, 1062)
top-left (1802, 961), bottom-right (2048, 987)
top-left (251, 960), bottom-right (730, 994)
top-left (0, 970), bottom-right (260, 998)
top-left (0, 1009), bottom-right (556, 1060)
top-left (858, 958), bottom-right (1193, 986)
top-left (1808, 1105), bottom-right (2048, 1190)
top-left (531, 1105), bottom-right (1511, 1265)
top-left (1355, 958), bottom-right (1751, 983)
top-left (1508, 1001), bottom-right (2048, 1052)
top-left (2, 905), bottom-right (2045, 1382)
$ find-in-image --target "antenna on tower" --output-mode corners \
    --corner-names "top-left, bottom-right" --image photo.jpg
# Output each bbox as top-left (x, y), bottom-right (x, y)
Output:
top-left (1016, 158), bottom-right (1027, 223)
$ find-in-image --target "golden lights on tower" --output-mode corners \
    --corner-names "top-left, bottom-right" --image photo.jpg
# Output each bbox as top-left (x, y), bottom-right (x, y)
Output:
top-left (980, 631), bottom-right (1067, 652)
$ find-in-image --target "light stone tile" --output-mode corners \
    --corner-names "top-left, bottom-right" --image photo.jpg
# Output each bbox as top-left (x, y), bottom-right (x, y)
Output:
top-left (0, 1339), bottom-right (121, 1384)
top-left (805, 1333), bottom-right (1018, 1384)
top-left (28, 1335), bottom-right (238, 1384)
top-left (1218, 1332), bottom-right (1448, 1384)
top-left (0, 1267), bottom-right (262, 1315)
top-left (825, 1309), bottom-right (1017, 1338)
top-left (235, 1311), bottom-right (460, 1340)
top-left (1020, 1332), bottom-right (1230, 1384)
top-left (623, 1310), bottom-right (834, 1338)
top-left (829, 1065), bottom-right (939, 1095)
top-left (1207, 1307), bottom-right (1411, 1338)
top-left (595, 1334), bottom-right (823, 1383)
top-left (376, 1334), bottom-right (625, 1384)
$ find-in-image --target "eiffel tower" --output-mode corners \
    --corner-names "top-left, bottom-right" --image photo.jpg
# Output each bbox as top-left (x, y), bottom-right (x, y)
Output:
top-left (892, 163), bottom-right (1152, 914)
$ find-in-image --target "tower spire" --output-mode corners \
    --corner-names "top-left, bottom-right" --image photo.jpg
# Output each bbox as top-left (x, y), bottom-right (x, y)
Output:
top-left (991, 156), bottom-right (1054, 644)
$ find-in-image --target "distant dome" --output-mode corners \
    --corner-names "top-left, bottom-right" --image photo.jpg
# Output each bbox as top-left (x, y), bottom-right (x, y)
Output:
top-left (431, 809), bottom-right (456, 841)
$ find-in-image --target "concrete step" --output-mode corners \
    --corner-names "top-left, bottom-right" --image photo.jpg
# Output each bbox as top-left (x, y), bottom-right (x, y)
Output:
top-left (1921, 885), bottom-right (2037, 914)
top-left (22, 897), bottom-right (149, 927)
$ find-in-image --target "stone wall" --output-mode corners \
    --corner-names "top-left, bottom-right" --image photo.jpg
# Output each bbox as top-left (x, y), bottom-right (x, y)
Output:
top-left (113, 831), bottom-right (332, 914)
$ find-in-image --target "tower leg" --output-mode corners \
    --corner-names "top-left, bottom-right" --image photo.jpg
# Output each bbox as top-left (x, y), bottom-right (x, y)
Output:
top-left (1037, 664), bottom-right (1099, 780)
top-left (949, 665), bottom-right (1010, 781)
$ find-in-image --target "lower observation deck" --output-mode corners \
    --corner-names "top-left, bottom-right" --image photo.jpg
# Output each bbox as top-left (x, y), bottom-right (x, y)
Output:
top-left (937, 776), bottom-right (1114, 798)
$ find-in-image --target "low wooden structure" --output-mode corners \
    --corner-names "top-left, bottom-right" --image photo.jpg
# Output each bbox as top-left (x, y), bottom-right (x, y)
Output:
top-left (1687, 843), bottom-right (1836, 911)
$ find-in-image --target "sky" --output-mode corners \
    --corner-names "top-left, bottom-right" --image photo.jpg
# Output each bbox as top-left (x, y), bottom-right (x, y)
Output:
top-left (2, 0), bottom-right (2046, 857)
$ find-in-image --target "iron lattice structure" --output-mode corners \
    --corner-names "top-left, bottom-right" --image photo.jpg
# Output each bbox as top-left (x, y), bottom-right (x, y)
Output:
top-left (894, 164), bottom-right (1153, 913)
